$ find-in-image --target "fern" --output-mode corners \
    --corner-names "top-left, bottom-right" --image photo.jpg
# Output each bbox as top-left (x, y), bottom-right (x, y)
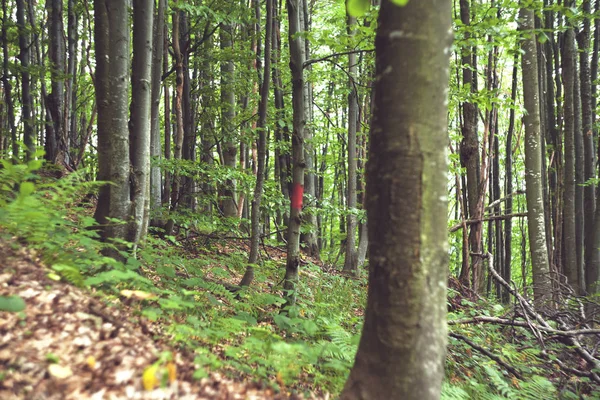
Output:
top-left (441, 381), bottom-right (470, 400)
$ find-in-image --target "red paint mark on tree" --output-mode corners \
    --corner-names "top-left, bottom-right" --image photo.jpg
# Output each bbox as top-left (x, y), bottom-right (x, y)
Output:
top-left (291, 183), bottom-right (304, 210)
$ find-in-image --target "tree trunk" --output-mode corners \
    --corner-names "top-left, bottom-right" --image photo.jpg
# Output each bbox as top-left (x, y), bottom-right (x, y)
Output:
top-left (563, 24), bottom-right (579, 293)
top-left (220, 23), bottom-right (238, 218)
top-left (458, 0), bottom-right (483, 293)
top-left (341, 0), bottom-right (451, 397)
top-left (503, 53), bottom-right (518, 304)
top-left (241, 0), bottom-right (272, 287)
top-left (45, 0), bottom-right (66, 164)
top-left (93, 0), bottom-right (131, 244)
top-left (283, 0), bottom-right (307, 307)
top-left (150, 0), bottom-right (165, 224)
top-left (1, 0), bottom-right (17, 160)
top-left (299, 0), bottom-right (319, 258)
top-left (128, 0), bottom-right (153, 245)
top-left (343, 13), bottom-right (359, 274)
top-left (16, 0), bottom-right (34, 160)
top-left (520, 4), bottom-right (552, 306)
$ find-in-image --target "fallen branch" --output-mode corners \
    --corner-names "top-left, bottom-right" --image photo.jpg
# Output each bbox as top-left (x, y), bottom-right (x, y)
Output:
top-left (449, 332), bottom-right (523, 379)
top-left (449, 213), bottom-right (527, 232)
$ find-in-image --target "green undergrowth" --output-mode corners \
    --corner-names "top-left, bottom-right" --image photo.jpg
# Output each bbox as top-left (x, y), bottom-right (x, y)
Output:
top-left (1, 160), bottom-right (594, 398)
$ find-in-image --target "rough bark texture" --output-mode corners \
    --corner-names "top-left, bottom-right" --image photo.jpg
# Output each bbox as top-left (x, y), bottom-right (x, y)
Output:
top-left (520, 5), bottom-right (552, 306)
top-left (93, 0), bottom-right (131, 243)
top-left (458, 0), bottom-right (483, 292)
top-left (128, 0), bottom-right (153, 245)
top-left (283, 0), bottom-right (306, 306)
top-left (340, 0), bottom-right (451, 398)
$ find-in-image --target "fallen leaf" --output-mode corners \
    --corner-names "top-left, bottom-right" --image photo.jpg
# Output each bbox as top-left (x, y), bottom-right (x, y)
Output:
top-left (142, 365), bottom-right (158, 390)
top-left (120, 290), bottom-right (157, 300)
top-left (48, 364), bottom-right (73, 379)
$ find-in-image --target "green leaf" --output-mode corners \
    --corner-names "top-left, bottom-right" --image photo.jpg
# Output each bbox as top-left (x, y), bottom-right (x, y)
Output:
top-left (346, 0), bottom-right (370, 17)
top-left (390, 0), bottom-right (410, 5)
top-left (0, 295), bottom-right (26, 312)
top-left (19, 182), bottom-right (35, 197)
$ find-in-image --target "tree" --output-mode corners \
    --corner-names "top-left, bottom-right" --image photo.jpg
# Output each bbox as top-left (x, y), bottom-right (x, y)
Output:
top-left (341, 0), bottom-right (451, 397)
top-left (520, 3), bottom-right (552, 306)
top-left (283, 0), bottom-right (307, 306)
top-left (93, 0), bottom-right (131, 243)
top-left (458, 0), bottom-right (484, 293)
top-left (94, 0), bottom-right (152, 250)
top-left (242, 0), bottom-right (273, 286)
top-left (128, 0), bottom-right (154, 244)
top-left (342, 11), bottom-right (359, 275)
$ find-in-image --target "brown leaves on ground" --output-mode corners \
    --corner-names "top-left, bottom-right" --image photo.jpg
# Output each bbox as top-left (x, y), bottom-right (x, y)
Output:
top-left (0, 240), bottom-right (306, 399)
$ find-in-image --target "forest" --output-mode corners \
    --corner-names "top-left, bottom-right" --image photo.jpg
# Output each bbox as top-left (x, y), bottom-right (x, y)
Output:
top-left (1, 0), bottom-right (600, 398)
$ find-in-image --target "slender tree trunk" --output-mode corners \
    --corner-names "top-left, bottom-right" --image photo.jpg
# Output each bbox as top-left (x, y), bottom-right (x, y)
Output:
top-left (1, 0), bottom-right (17, 161)
top-left (150, 0), bottom-right (165, 224)
top-left (458, 0), bottom-right (483, 292)
top-left (563, 24), bottom-right (579, 293)
top-left (241, 0), bottom-right (272, 287)
top-left (520, 4), bottom-right (552, 306)
top-left (16, 0), bottom-right (34, 160)
top-left (45, 0), bottom-right (66, 164)
top-left (503, 53), bottom-right (518, 304)
top-left (283, 0), bottom-right (307, 306)
top-left (220, 23), bottom-right (238, 218)
top-left (299, 0), bottom-right (319, 258)
top-left (162, 24), bottom-right (171, 206)
top-left (341, 0), bottom-right (451, 397)
top-left (343, 13), bottom-right (359, 274)
top-left (165, 10), bottom-right (185, 235)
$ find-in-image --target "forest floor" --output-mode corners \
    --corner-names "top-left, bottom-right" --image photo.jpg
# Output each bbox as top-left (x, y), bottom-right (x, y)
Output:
top-left (0, 239), bottom-right (320, 400)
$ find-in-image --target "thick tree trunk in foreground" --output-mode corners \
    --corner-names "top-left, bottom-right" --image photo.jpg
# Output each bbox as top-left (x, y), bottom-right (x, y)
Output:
top-left (93, 0), bottom-right (131, 243)
top-left (341, 0), bottom-right (451, 398)
top-left (128, 0), bottom-right (153, 245)
top-left (520, 5), bottom-right (552, 306)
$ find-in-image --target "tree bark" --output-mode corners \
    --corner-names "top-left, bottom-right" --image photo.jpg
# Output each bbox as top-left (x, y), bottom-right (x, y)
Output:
top-left (520, 4), bottom-right (553, 306)
top-left (128, 0), bottom-right (154, 245)
top-left (458, 0), bottom-right (483, 293)
top-left (242, 0), bottom-right (272, 287)
top-left (150, 0), bottom-right (165, 224)
top-left (563, 24), bottom-right (579, 294)
top-left (341, 0), bottom-right (451, 397)
top-left (283, 0), bottom-right (307, 307)
top-left (343, 13), bottom-right (359, 274)
top-left (93, 0), bottom-right (131, 244)
top-left (16, 0), bottom-right (34, 160)
top-left (220, 23), bottom-right (238, 218)
top-left (45, 0), bottom-right (66, 164)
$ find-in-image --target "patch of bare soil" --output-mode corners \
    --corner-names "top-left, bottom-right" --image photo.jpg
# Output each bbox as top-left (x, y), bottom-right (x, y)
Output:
top-left (0, 240), bottom-right (308, 399)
